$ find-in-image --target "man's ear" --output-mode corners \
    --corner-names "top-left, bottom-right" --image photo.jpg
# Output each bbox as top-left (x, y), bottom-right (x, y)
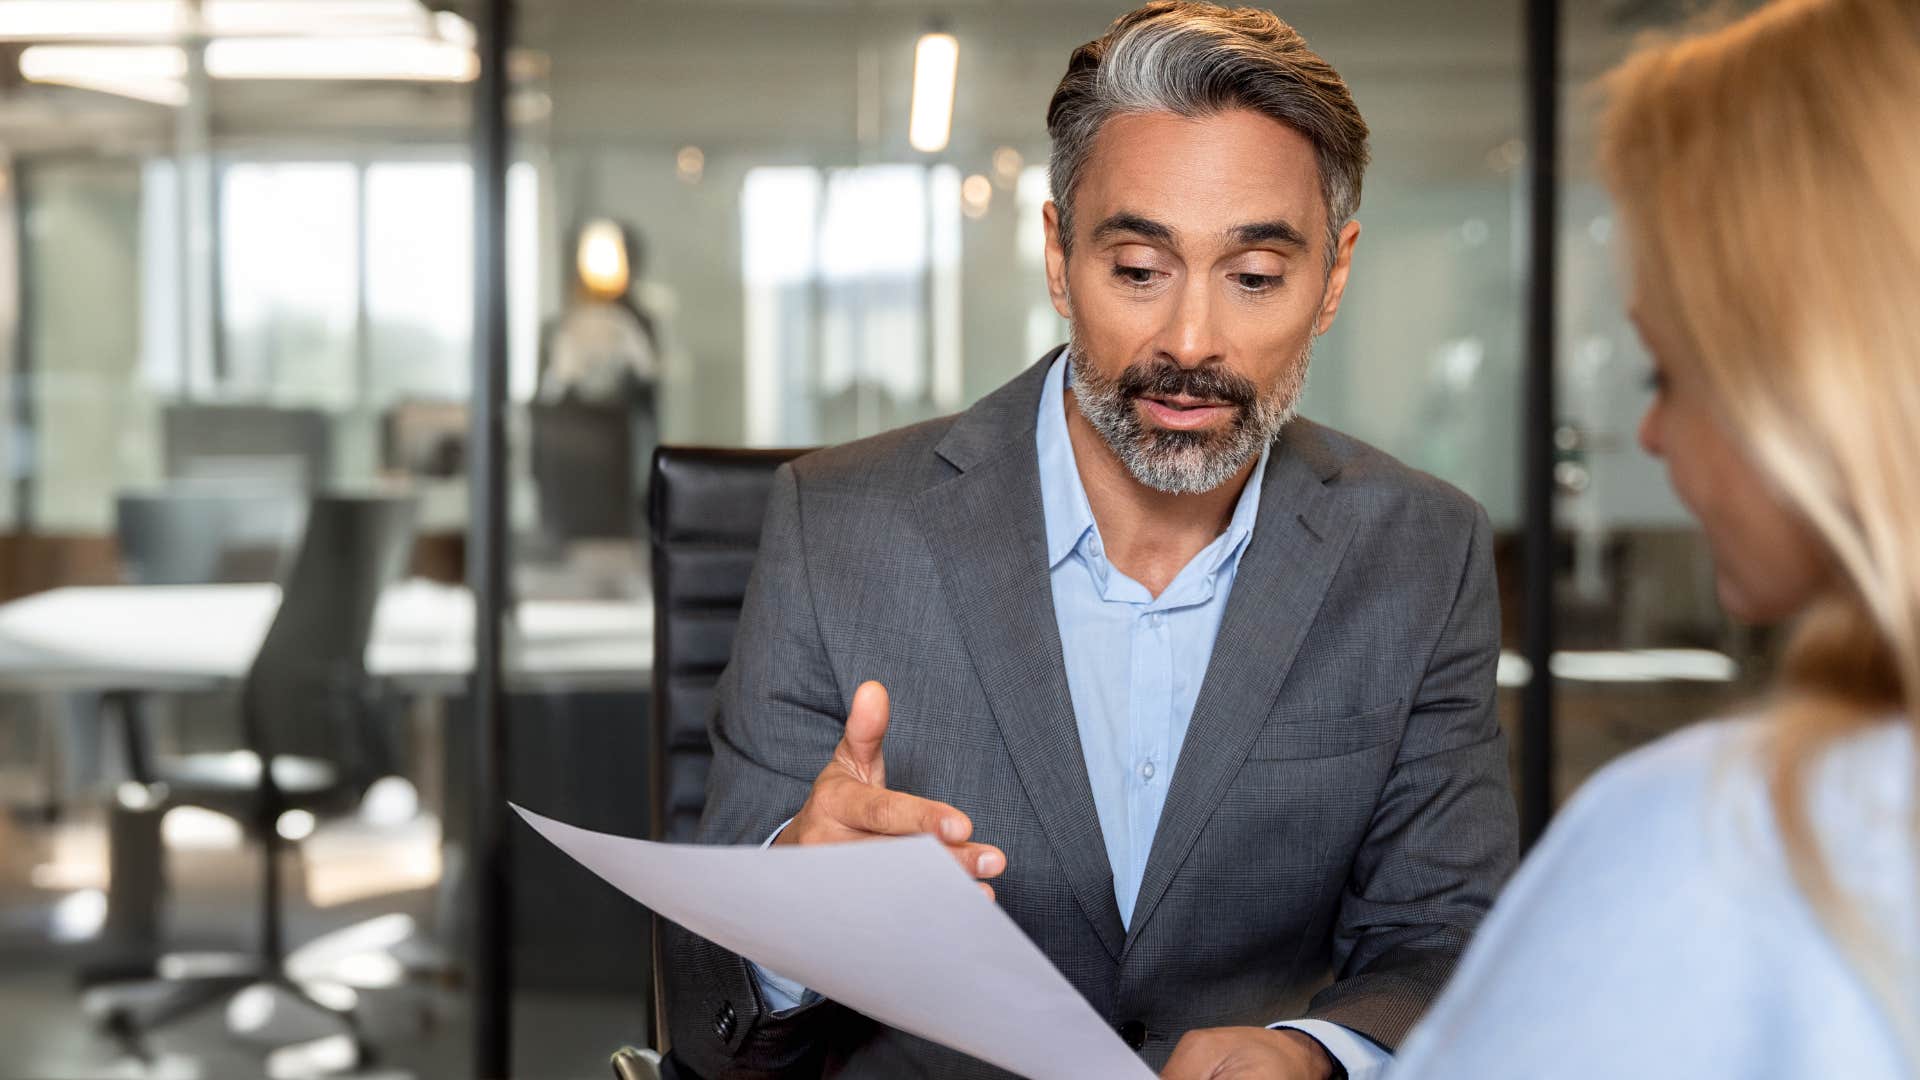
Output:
top-left (1043, 201), bottom-right (1072, 320)
top-left (1314, 219), bottom-right (1362, 336)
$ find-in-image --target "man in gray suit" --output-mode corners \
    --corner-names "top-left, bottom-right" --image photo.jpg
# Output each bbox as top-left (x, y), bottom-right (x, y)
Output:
top-left (664, 3), bottom-right (1517, 1077)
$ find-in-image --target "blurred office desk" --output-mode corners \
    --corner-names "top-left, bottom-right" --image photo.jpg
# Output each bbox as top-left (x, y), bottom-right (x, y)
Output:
top-left (0, 578), bottom-right (653, 694)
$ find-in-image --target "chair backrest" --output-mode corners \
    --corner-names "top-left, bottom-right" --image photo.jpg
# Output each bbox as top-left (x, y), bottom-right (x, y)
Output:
top-left (115, 490), bottom-right (308, 585)
top-left (648, 446), bottom-right (809, 843)
top-left (162, 403), bottom-right (333, 493)
top-left (243, 493), bottom-right (418, 789)
top-left (533, 401), bottom-right (638, 542)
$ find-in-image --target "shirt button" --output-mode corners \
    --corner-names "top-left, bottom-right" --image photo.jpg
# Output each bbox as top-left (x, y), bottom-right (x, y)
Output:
top-left (1149, 612), bottom-right (1165, 628)
top-left (1139, 761), bottom-right (1156, 781)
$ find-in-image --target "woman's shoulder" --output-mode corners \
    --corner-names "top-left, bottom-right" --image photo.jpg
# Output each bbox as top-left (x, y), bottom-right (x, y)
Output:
top-left (1567, 715), bottom-right (1912, 866)
top-left (1546, 718), bottom-right (1766, 858)
top-left (1392, 716), bottom-right (1917, 1077)
top-left (1547, 715), bottom-right (1918, 998)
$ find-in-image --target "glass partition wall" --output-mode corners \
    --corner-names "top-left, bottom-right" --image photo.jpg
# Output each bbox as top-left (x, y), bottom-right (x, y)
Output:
top-left (0, 7), bottom-right (485, 1078)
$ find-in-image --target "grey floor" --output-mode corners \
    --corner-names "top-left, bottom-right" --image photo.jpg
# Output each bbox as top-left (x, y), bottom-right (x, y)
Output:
top-left (0, 799), bottom-right (648, 1080)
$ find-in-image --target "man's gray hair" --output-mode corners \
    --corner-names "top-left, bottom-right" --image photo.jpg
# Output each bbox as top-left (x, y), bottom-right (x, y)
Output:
top-left (1046, 2), bottom-right (1371, 266)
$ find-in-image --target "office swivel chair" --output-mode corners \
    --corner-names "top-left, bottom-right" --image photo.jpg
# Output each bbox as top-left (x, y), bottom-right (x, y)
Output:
top-left (32, 493), bottom-right (304, 824)
top-left (85, 494), bottom-right (418, 1066)
top-left (73, 491), bottom-right (306, 918)
top-left (115, 490), bottom-right (308, 586)
top-left (609, 446), bottom-right (808, 1080)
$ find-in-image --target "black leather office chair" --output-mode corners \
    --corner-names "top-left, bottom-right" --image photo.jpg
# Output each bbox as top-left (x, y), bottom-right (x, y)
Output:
top-left (85, 493), bottom-right (418, 1065)
top-left (610, 446), bottom-right (808, 1080)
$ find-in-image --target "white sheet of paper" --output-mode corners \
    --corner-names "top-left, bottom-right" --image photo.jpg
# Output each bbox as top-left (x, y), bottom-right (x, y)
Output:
top-left (513, 804), bottom-right (1156, 1080)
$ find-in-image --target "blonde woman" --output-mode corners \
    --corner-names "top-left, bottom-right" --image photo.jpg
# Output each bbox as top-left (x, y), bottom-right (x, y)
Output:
top-left (1390, 0), bottom-right (1920, 1075)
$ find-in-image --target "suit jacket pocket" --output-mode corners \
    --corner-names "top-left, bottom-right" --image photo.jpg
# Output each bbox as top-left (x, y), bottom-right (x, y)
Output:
top-left (1243, 697), bottom-right (1407, 761)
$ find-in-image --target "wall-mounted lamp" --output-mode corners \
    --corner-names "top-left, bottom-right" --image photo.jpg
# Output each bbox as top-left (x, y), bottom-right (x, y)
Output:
top-left (576, 219), bottom-right (630, 299)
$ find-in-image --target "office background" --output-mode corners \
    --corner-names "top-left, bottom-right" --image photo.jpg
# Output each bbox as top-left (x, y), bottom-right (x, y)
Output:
top-left (0, 1), bottom-right (1767, 1077)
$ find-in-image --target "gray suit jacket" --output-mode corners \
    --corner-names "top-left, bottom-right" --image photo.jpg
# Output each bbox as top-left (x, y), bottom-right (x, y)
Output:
top-left (663, 351), bottom-right (1518, 1078)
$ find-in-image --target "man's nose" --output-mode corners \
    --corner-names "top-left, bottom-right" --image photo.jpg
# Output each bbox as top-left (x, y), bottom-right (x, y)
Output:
top-left (1159, 275), bottom-right (1223, 368)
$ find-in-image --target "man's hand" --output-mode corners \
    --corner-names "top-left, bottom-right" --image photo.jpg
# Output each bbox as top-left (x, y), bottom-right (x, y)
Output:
top-left (1161, 1027), bottom-right (1338, 1080)
top-left (775, 681), bottom-right (1007, 897)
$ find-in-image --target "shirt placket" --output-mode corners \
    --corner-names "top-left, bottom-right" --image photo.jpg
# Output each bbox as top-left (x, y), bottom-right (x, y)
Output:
top-left (1128, 602), bottom-right (1172, 892)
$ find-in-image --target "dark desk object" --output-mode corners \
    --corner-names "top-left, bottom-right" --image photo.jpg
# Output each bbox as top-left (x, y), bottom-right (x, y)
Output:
top-left (604, 446), bottom-right (806, 1080)
top-left (84, 494), bottom-right (418, 1063)
top-left (162, 403), bottom-right (332, 493)
top-left (532, 401), bottom-right (637, 542)
top-left (115, 490), bottom-right (307, 586)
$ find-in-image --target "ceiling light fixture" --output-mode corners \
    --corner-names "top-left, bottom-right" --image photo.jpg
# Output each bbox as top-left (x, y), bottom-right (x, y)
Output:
top-left (0, 0), bottom-right (443, 41)
top-left (205, 36), bottom-right (476, 80)
top-left (908, 29), bottom-right (957, 154)
top-left (18, 43), bottom-right (188, 104)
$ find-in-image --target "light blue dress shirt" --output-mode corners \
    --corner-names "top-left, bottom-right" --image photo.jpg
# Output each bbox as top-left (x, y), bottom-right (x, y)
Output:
top-left (1033, 351), bottom-right (1268, 931)
top-left (755, 353), bottom-right (1387, 1077)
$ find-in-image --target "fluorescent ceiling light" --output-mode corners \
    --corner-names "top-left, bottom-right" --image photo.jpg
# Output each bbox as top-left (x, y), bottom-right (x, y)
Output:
top-left (431, 8), bottom-right (474, 47)
top-left (18, 43), bottom-right (188, 104)
top-left (206, 36), bottom-right (477, 80)
top-left (0, 1), bottom-right (183, 39)
top-left (909, 31), bottom-right (957, 154)
top-left (0, 0), bottom-right (440, 41)
top-left (19, 33), bottom-right (477, 102)
top-left (207, 0), bottom-right (436, 38)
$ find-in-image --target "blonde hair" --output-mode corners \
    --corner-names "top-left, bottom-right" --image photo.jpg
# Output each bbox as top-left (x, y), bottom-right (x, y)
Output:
top-left (1599, 0), bottom-right (1920, 1042)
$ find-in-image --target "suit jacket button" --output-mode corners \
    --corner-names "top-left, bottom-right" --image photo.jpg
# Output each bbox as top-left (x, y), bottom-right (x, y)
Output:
top-left (1117, 1020), bottom-right (1146, 1051)
top-left (715, 1002), bottom-right (736, 1040)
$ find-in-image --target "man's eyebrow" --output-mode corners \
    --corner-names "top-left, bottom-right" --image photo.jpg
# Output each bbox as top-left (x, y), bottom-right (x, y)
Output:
top-left (1090, 212), bottom-right (1175, 245)
top-left (1229, 219), bottom-right (1309, 249)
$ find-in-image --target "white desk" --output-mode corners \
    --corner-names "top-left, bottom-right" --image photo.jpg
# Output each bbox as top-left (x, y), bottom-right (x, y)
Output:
top-left (0, 580), bottom-right (653, 695)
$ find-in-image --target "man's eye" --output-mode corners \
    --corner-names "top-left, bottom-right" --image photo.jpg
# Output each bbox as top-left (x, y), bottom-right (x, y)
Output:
top-left (1234, 273), bottom-right (1281, 292)
top-left (1113, 265), bottom-right (1158, 286)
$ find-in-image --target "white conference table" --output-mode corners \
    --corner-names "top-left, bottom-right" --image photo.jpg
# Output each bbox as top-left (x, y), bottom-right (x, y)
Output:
top-left (0, 579), bottom-right (652, 696)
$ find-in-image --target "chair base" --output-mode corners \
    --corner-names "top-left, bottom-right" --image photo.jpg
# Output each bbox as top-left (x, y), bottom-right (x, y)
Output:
top-left (83, 953), bottom-right (372, 1072)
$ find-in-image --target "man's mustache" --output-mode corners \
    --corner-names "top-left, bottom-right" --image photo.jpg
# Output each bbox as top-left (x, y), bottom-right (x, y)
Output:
top-left (1116, 359), bottom-right (1258, 410)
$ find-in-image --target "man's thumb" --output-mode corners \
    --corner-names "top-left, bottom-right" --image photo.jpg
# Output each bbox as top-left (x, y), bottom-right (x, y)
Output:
top-left (840, 681), bottom-right (890, 777)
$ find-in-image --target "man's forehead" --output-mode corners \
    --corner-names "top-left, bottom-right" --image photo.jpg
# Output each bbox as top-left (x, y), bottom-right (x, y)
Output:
top-left (1075, 109), bottom-right (1325, 237)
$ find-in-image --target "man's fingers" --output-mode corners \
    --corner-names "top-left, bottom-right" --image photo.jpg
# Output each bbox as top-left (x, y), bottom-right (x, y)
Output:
top-left (837, 782), bottom-right (970, 843)
top-left (948, 842), bottom-right (1007, 879)
top-left (838, 681), bottom-right (891, 779)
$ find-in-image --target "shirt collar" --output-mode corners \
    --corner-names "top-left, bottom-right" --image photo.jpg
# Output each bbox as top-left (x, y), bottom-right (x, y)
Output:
top-left (1208, 441), bottom-right (1268, 575)
top-left (1033, 349), bottom-right (1271, 575)
top-left (1036, 350), bottom-right (1100, 570)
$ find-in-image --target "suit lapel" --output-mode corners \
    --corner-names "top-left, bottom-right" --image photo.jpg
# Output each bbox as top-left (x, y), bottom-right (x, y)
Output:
top-left (1123, 428), bottom-right (1357, 951)
top-left (911, 352), bottom-right (1127, 959)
